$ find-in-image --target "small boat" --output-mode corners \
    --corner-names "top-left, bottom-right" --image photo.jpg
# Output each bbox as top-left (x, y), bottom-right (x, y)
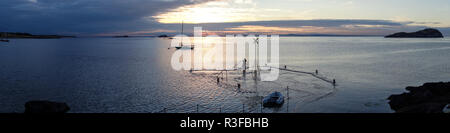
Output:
top-left (263, 92), bottom-right (284, 107)
top-left (174, 21), bottom-right (194, 50)
top-left (1, 32), bottom-right (9, 42)
top-left (175, 21), bottom-right (185, 50)
top-left (443, 104), bottom-right (450, 113)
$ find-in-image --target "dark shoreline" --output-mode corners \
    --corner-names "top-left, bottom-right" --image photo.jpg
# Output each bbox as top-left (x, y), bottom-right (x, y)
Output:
top-left (1, 32), bottom-right (76, 39)
top-left (388, 82), bottom-right (450, 113)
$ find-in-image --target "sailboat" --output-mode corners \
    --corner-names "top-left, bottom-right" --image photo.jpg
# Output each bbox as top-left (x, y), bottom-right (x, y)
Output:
top-left (175, 21), bottom-right (184, 49)
top-left (1, 32), bottom-right (9, 42)
top-left (175, 21), bottom-right (194, 50)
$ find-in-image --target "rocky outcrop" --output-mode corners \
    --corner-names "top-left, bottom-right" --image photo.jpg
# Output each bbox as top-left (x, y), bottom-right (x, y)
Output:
top-left (385, 28), bottom-right (444, 38)
top-left (25, 101), bottom-right (70, 113)
top-left (388, 82), bottom-right (450, 113)
top-left (158, 35), bottom-right (169, 38)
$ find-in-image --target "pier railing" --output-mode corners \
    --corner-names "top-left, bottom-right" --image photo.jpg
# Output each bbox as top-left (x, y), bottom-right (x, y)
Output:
top-left (153, 64), bottom-right (336, 113)
top-left (154, 103), bottom-right (268, 113)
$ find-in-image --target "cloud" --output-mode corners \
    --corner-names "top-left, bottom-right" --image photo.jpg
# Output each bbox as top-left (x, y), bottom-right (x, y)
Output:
top-left (159, 19), bottom-right (433, 36)
top-left (0, 0), bottom-right (447, 36)
top-left (0, 0), bottom-right (220, 35)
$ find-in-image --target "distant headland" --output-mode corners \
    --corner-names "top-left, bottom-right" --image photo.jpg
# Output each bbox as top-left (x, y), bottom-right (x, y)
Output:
top-left (113, 35), bottom-right (129, 38)
top-left (1, 32), bottom-right (76, 39)
top-left (385, 28), bottom-right (444, 38)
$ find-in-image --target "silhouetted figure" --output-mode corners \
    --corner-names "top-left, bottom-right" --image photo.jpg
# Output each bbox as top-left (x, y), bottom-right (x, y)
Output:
top-left (333, 79), bottom-right (336, 86)
top-left (237, 83), bottom-right (241, 92)
top-left (284, 65), bottom-right (287, 69)
top-left (315, 70), bottom-right (318, 75)
top-left (217, 76), bottom-right (220, 83)
top-left (244, 58), bottom-right (247, 70)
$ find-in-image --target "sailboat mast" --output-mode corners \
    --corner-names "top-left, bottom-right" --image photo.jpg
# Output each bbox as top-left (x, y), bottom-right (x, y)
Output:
top-left (181, 20), bottom-right (184, 46)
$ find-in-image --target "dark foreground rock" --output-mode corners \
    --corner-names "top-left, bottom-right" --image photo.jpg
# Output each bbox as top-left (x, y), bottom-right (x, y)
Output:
top-left (25, 101), bottom-right (70, 113)
top-left (388, 82), bottom-right (450, 113)
top-left (385, 28), bottom-right (444, 38)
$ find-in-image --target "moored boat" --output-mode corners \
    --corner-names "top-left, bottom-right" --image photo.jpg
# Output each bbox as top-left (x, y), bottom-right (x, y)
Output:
top-left (1, 32), bottom-right (9, 42)
top-left (263, 92), bottom-right (284, 107)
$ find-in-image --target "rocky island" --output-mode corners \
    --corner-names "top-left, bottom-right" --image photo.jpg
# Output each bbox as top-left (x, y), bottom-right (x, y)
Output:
top-left (388, 82), bottom-right (450, 113)
top-left (385, 28), bottom-right (444, 38)
top-left (158, 34), bottom-right (169, 38)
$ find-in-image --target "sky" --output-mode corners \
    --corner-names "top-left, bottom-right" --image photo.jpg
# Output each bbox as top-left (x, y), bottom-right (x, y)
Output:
top-left (1, 0), bottom-right (450, 36)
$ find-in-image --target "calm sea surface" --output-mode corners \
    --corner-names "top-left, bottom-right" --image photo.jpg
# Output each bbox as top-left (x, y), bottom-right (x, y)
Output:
top-left (1, 37), bottom-right (449, 113)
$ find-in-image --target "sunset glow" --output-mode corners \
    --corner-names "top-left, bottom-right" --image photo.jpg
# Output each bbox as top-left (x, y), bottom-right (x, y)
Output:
top-left (155, 1), bottom-right (252, 23)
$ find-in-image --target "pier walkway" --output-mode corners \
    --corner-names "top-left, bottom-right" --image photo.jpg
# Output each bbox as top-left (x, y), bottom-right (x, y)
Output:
top-left (275, 67), bottom-right (336, 86)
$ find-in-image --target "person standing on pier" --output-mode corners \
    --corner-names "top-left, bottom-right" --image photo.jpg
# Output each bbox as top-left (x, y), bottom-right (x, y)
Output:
top-left (245, 59), bottom-right (248, 71)
top-left (237, 83), bottom-right (241, 92)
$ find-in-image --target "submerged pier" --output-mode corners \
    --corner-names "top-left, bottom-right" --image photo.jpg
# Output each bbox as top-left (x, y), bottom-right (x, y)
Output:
top-left (276, 67), bottom-right (336, 86)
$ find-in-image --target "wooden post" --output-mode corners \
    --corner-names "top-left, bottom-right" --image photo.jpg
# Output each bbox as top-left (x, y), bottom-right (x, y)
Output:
top-left (260, 103), bottom-right (263, 113)
top-left (287, 86), bottom-right (290, 99)
top-left (287, 86), bottom-right (289, 113)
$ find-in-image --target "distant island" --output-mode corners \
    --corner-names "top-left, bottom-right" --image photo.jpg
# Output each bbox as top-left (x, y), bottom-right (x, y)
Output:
top-left (113, 35), bottom-right (129, 38)
top-left (1, 32), bottom-right (76, 39)
top-left (158, 34), bottom-right (174, 39)
top-left (158, 35), bottom-right (169, 38)
top-left (385, 28), bottom-right (444, 38)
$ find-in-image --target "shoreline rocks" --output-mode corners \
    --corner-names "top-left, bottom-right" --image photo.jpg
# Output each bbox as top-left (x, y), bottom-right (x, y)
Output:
top-left (388, 82), bottom-right (450, 113)
top-left (25, 101), bottom-right (70, 113)
top-left (385, 28), bottom-right (444, 38)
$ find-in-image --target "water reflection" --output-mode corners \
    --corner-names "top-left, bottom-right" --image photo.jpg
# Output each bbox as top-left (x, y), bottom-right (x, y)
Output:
top-left (1, 37), bottom-right (449, 113)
